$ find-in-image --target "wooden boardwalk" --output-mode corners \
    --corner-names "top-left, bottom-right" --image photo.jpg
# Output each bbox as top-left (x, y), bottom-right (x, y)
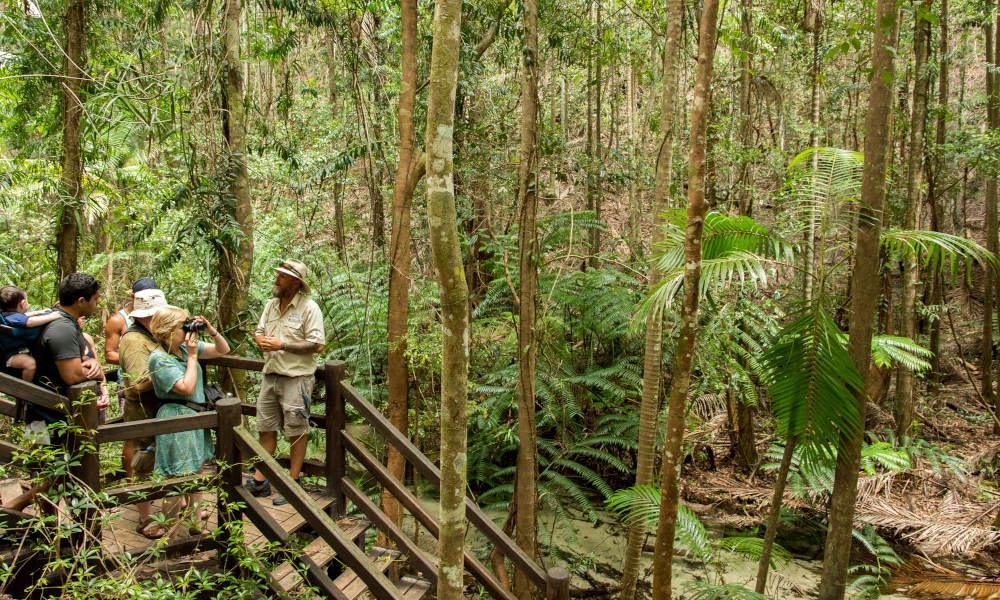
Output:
top-left (101, 487), bottom-right (345, 555)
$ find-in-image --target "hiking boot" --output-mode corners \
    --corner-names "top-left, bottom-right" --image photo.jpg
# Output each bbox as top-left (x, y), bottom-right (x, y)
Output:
top-left (245, 477), bottom-right (271, 498)
top-left (272, 477), bottom-right (303, 506)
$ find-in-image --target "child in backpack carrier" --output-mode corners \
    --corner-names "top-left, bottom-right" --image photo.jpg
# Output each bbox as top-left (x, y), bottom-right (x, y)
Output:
top-left (0, 285), bottom-right (61, 381)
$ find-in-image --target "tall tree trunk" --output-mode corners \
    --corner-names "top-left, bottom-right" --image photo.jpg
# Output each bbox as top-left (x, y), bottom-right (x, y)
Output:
top-left (618, 1), bottom-right (684, 597)
top-left (57, 0), bottom-right (86, 280)
top-left (736, 0), bottom-right (754, 218)
top-left (424, 2), bottom-right (469, 600)
top-left (327, 23), bottom-right (339, 116)
top-left (650, 0), bottom-right (719, 598)
top-left (383, 0), bottom-right (422, 542)
top-left (817, 0), bottom-right (897, 595)
top-left (927, 0), bottom-right (950, 389)
top-left (985, 6), bottom-right (999, 430)
top-left (628, 56), bottom-right (640, 258)
top-left (733, 0), bottom-right (759, 472)
top-left (802, 25), bottom-right (822, 302)
top-left (896, 0), bottom-right (933, 439)
top-left (514, 1), bottom-right (539, 598)
top-left (589, 0), bottom-right (602, 268)
top-left (218, 0), bottom-right (254, 394)
top-left (585, 42), bottom-right (595, 268)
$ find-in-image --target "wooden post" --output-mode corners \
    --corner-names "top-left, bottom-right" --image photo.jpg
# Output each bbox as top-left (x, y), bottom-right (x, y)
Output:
top-left (545, 567), bottom-right (570, 600)
top-left (67, 381), bottom-right (100, 547)
top-left (324, 360), bottom-right (346, 515)
top-left (215, 396), bottom-right (243, 570)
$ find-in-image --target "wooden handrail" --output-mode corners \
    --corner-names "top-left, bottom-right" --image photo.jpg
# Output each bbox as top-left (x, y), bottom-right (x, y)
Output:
top-left (340, 477), bottom-right (438, 583)
top-left (343, 431), bottom-right (517, 600)
top-left (0, 371), bottom-right (69, 414)
top-left (97, 411), bottom-right (219, 444)
top-left (0, 397), bottom-right (16, 419)
top-left (200, 354), bottom-right (339, 379)
top-left (341, 381), bottom-right (548, 589)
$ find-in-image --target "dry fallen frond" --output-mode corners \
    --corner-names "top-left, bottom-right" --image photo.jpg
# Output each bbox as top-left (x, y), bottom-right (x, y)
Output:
top-left (856, 498), bottom-right (1000, 555)
top-left (905, 576), bottom-right (1000, 599)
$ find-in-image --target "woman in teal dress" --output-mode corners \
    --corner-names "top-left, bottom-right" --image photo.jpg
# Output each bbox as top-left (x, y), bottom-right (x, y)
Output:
top-left (146, 306), bottom-right (230, 537)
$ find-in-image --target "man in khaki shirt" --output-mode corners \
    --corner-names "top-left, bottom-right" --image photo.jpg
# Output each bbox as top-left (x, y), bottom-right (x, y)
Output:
top-left (246, 259), bottom-right (325, 505)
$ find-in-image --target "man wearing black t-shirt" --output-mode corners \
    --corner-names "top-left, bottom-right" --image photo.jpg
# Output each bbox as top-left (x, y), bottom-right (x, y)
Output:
top-left (27, 273), bottom-right (104, 442)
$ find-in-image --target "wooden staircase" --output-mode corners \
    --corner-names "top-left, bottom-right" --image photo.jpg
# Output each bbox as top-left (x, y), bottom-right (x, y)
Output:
top-left (0, 360), bottom-right (569, 600)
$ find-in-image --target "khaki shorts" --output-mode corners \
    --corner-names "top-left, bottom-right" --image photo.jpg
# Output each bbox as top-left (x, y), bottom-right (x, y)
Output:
top-left (123, 394), bottom-right (159, 453)
top-left (256, 373), bottom-right (314, 437)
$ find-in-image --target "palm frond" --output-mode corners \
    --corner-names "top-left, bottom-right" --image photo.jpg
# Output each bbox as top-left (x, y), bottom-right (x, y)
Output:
top-left (881, 228), bottom-right (998, 278)
top-left (868, 335), bottom-right (933, 371)
top-left (606, 485), bottom-right (661, 529)
top-left (683, 581), bottom-right (768, 600)
top-left (716, 536), bottom-right (790, 567)
top-left (762, 307), bottom-right (863, 453)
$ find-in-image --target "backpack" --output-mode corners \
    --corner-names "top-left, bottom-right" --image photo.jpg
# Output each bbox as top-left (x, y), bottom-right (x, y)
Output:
top-left (0, 312), bottom-right (41, 359)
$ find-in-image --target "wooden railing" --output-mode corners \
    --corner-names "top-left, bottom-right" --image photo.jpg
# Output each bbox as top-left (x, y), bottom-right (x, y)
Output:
top-left (0, 357), bottom-right (570, 600)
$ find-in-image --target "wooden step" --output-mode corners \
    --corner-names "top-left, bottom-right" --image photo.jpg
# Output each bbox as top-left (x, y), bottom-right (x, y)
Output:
top-left (269, 515), bottom-right (371, 594)
top-left (398, 576), bottom-right (431, 600)
top-left (331, 546), bottom-right (402, 599)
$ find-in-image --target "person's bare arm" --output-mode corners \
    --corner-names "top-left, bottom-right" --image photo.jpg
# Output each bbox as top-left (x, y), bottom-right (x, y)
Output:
top-left (192, 317), bottom-right (231, 359)
top-left (54, 358), bottom-right (86, 386)
top-left (170, 334), bottom-right (200, 396)
top-left (104, 313), bottom-right (125, 364)
top-left (281, 340), bottom-right (323, 354)
top-left (25, 311), bottom-right (60, 328)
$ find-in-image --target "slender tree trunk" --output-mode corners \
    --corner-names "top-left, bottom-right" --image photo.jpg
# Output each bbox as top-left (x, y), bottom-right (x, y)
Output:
top-left (590, 0), bottom-right (602, 268)
top-left (736, 0), bottom-right (754, 218)
top-left (755, 435), bottom-right (797, 593)
top-left (334, 178), bottom-right (347, 262)
top-left (618, 1), bottom-right (684, 597)
top-left (985, 6), bottom-right (998, 430)
top-left (733, 0), bottom-right (759, 471)
top-left (514, 1), bottom-right (539, 598)
top-left (650, 0), bottom-right (720, 598)
top-left (818, 0), bottom-right (897, 595)
top-left (327, 23), bottom-right (339, 116)
top-left (628, 56), bottom-right (640, 258)
top-left (928, 0), bottom-right (950, 388)
top-left (57, 0), bottom-right (86, 280)
top-left (896, 0), bottom-right (933, 439)
top-left (802, 25), bottom-right (822, 302)
top-left (424, 2), bottom-right (468, 600)
top-left (218, 0), bottom-right (254, 394)
top-left (585, 36), bottom-right (595, 268)
top-left (383, 0), bottom-right (422, 541)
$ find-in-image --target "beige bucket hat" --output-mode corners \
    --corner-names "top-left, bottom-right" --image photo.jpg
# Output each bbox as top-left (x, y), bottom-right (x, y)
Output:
top-left (129, 289), bottom-right (168, 318)
top-left (274, 259), bottom-right (311, 294)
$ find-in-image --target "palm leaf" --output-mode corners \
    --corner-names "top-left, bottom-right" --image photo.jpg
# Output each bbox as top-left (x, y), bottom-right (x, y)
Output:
top-left (762, 307), bottom-right (863, 454)
top-left (867, 335), bottom-right (933, 371)
top-left (881, 228), bottom-right (998, 278)
top-left (683, 581), bottom-right (768, 600)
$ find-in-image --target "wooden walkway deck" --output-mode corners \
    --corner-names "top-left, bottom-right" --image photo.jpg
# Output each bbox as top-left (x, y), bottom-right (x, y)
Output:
top-left (101, 487), bottom-right (344, 556)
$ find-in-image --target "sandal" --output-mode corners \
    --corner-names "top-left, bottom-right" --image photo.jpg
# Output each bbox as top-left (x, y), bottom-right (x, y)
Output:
top-left (137, 518), bottom-right (169, 540)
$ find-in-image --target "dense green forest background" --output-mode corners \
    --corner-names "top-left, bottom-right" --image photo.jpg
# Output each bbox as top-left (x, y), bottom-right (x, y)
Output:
top-left (3, 0), bottom-right (1000, 598)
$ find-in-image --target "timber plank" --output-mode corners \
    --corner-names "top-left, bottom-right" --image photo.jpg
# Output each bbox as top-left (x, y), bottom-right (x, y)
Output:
top-left (399, 577), bottom-right (430, 600)
top-left (0, 478), bottom-right (23, 505)
top-left (271, 517), bottom-right (373, 593)
top-left (0, 372), bottom-right (67, 413)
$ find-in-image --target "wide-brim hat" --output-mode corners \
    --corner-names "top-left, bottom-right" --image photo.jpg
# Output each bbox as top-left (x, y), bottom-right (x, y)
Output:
top-left (273, 259), bottom-right (311, 294)
top-left (130, 289), bottom-right (168, 318)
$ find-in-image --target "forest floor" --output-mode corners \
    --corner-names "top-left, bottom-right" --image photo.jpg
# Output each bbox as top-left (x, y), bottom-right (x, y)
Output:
top-left (513, 291), bottom-right (1000, 599)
